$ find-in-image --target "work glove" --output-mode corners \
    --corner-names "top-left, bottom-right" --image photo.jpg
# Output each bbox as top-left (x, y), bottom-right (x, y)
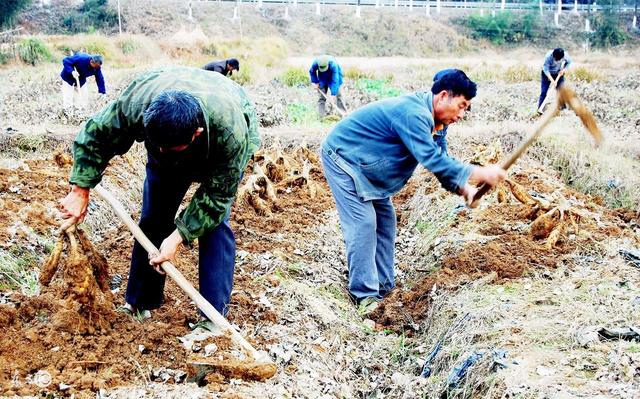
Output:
top-left (72, 70), bottom-right (80, 79)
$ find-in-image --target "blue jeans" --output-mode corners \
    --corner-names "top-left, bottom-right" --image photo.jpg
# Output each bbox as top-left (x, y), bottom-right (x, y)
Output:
top-left (538, 71), bottom-right (565, 108)
top-left (125, 162), bottom-right (236, 316)
top-left (321, 150), bottom-right (396, 302)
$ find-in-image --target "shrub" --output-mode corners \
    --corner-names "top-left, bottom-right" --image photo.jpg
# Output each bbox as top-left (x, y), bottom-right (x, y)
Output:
top-left (17, 37), bottom-right (53, 66)
top-left (502, 64), bottom-right (536, 83)
top-left (279, 67), bottom-right (308, 87)
top-left (230, 62), bottom-right (253, 85)
top-left (569, 66), bottom-right (602, 83)
top-left (62, 0), bottom-right (118, 33)
top-left (0, 49), bottom-right (12, 65)
top-left (120, 39), bottom-right (139, 55)
top-left (462, 11), bottom-right (542, 45)
top-left (0, 0), bottom-right (33, 29)
top-left (591, 10), bottom-right (628, 48)
top-left (343, 67), bottom-right (374, 80)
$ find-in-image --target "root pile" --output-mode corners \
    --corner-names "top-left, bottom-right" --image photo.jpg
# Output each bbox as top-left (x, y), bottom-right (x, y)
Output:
top-left (238, 143), bottom-right (324, 216)
top-left (40, 227), bottom-right (115, 334)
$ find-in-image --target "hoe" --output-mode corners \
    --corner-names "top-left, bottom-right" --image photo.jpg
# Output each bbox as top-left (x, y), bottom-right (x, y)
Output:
top-left (93, 185), bottom-right (277, 382)
top-left (470, 85), bottom-right (603, 208)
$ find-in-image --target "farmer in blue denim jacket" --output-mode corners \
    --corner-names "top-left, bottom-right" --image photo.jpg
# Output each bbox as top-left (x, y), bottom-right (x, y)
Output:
top-left (321, 70), bottom-right (505, 313)
top-left (432, 68), bottom-right (457, 156)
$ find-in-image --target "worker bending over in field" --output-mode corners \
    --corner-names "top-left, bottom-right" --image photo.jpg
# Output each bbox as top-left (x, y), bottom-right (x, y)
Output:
top-left (203, 58), bottom-right (240, 77)
top-left (59, 67), bottom-right (260, 319)
top-left (60, 53), bottom-right (106, 111)
top-left (309, 54), bottom-right (347, 117)
top-left (321, 70), bottom-right (505, 314)
top-left (538, 47), bottom-right (572, 113)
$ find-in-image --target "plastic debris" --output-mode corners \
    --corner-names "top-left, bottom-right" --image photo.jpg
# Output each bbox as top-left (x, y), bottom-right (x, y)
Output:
top-left (619, 249), bottom-right (640, 268)
top-left (598, 326), bottom-right (640, 341)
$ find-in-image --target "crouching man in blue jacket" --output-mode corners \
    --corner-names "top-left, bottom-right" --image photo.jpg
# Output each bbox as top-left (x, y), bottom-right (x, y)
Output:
top-left (321, 69), bottom-right (506, 314)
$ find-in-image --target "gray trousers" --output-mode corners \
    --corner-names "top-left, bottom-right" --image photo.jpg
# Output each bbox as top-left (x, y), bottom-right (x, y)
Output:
top-left (317, 86), bottom-right (347, 117)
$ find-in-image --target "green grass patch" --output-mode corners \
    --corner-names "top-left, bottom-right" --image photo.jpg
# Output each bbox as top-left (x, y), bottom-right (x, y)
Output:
top-left (568, 66), bottom-right (603, 83)
top-left (17, 37), bottom-right (53, 66)
top-left (286, 103), bottom-right (316, 124)
top-left (461, 11), bottom-right (543, 45)
top-left (0, 250), bottom-right (40, 296)
top-left (356, 77), bottom-right (403, 98)
top-left (502, 64), bottom-right (536, 83)
top-left (343, 67), bottom-right (374, 81)
top-left (532, 135), bottom-right (640, 210)
top-left (279, 67), bottom-right (308, 87)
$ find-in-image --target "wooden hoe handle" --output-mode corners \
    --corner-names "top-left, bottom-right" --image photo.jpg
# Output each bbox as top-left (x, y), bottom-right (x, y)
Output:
top-left (93, 184), bottom-right (262, 360)
top-left (469, 104), bottom-right (560, 208)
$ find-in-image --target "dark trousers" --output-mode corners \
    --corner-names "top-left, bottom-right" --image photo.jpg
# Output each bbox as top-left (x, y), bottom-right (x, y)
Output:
top-left (125, 163), bottom-right (236, 316)
top-left (538, 71), bottom-right (565, 108)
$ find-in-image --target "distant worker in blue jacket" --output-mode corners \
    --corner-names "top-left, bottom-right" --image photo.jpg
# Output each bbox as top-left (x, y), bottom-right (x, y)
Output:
top-left (309, 55), bottom-right (347, 117)
top-left (60, 53), bottom-right (106, 110)
top-left (538, 48), bottom-right (572, 112)
top-left (321, 70), bottom-right (506, 314)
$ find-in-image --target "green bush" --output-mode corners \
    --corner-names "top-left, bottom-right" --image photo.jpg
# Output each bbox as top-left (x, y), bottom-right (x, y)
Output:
top-left (230, 62), bottom-right (253, 85)
top-left (343, 67), bottom-right (374, 80)
top-left (120, 39), bottom-right (138, 55)
top-left (462, 11), bottom-right (542, 45)
top-left (62, 0), bottom-right (118, 33)
top-left (0, 49), bottom-right (12, 65)
top-left (591, 10), bottom-right (628, 48)
top-left (0, 0), bottom-right (33, 29)
top-left (279, 67), bottom-right (309, 87)
top-left (17, 38), bottom-right (53, 66)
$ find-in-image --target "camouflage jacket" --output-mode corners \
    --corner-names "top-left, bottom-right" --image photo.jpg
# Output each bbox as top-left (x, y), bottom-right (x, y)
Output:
top-left (70, 67), bottom-right (260, 243)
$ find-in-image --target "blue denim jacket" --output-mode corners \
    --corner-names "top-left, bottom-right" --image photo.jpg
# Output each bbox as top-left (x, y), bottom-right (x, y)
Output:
top-left (322, 91), bottom-right (472, 201)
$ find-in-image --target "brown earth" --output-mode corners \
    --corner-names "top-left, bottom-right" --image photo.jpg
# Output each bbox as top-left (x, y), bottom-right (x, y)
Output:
top-left (371, 180), bottom-right (630, 332)
top-left (0, 144), bottom-right (329, 396)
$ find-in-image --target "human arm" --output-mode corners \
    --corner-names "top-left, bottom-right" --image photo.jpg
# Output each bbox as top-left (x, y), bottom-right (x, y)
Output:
top-left (95, 68), bottom-right (106, 94)
top-left (61, 56), bottom-right (77, 86)
top-left (309, 62), bottom-right (320, 85)
top-left (328, 62), bottom-right (341, 96)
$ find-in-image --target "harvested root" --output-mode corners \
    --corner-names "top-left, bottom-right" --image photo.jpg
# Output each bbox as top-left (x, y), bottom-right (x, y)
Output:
top-left (280, 161), bottom-right (321, 199)
top-left (496, 184), bottom-right (509, 203)
top-left (546, 221), bottom-right (565, 249)
top-left (531, 208), bottom-right (559, 239)
top-left (39, 226), bottom-right (115, 334)
top-left (505, 179), bottom-right (535, 205)
top-left (53, 149), bottom-right (73, 168)
top-left (237, 163), bottom-right (278, 215)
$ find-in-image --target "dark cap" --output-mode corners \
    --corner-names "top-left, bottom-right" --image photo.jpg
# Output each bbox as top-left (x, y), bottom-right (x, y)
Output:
top-left (228, 58), bottom-right (240, 71)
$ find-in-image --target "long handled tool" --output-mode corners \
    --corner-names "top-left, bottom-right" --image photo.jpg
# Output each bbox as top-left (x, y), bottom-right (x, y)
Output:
top-left (72, 66), bottom-right (81, 92)
top-left (469, 85), bottom-right (603, 208)
top-left (537, 62), bottom-right (565, 114)
top-left (317, 87), bottom-right (348, 117)
top-left (93, 184), bottom-right (275, 374)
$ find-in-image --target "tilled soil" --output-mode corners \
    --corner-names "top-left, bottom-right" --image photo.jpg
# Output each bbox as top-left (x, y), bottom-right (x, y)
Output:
top-left (0, 143), bottom-right (331, 397)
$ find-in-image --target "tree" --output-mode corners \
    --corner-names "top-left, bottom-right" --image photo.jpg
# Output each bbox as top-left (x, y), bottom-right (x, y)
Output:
top-left (0, 0), bottom-right (33, 30)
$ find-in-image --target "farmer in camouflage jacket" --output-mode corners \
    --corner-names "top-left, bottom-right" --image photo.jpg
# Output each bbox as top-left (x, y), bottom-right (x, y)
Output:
top-left (60, 66), bottom-right (260, 317)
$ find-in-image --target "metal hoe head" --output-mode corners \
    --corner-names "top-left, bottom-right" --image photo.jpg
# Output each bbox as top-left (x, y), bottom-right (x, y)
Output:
top-left (557, 85), bottom-right (603, 146)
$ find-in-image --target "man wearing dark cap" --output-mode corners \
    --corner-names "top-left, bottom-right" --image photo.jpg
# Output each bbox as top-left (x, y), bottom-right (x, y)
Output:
top-left (309, 54), bottom-right (347, 117)
top-left (203, 58), bottom-right (240, 77)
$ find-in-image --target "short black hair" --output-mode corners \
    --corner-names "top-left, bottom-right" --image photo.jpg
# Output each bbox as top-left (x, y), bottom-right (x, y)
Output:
top-left (228, 58), bottom-right (240, 70)
top-left (552, 48), bottom-right (564, 60)
top-left (143, 90), bottom-right (204, 148)
top-left (430, 69), bottom-right (477, 100)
